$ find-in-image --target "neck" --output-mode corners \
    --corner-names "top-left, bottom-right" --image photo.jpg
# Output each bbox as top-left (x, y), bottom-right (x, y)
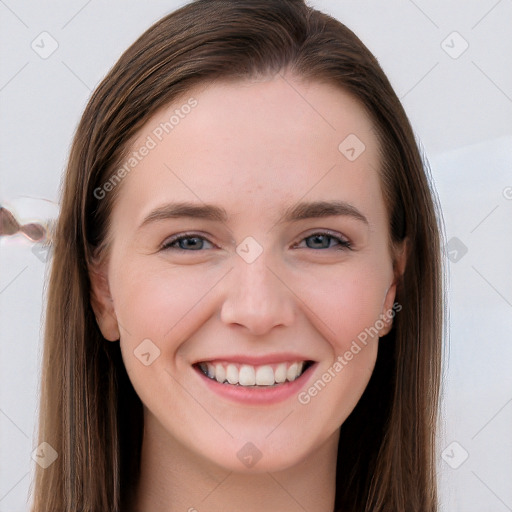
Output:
top-left (132, 411), bottom-right (339, 512)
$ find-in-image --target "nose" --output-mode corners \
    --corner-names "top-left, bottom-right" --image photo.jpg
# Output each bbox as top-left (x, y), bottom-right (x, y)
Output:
top-left (219, 249), bottom-right (295, 336)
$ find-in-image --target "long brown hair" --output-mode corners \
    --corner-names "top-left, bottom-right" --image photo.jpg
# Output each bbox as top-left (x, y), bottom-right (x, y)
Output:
top-left (30, 1), bottom-right (445, 510)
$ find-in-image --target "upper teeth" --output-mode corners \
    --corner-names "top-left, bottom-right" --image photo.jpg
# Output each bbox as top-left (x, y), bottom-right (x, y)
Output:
top-left (198, 361), bottom-right (307, 386)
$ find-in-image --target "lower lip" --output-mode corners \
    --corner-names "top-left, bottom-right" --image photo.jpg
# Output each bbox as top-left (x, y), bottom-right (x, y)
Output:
top-left (194, 363), bottom-right (317, 405)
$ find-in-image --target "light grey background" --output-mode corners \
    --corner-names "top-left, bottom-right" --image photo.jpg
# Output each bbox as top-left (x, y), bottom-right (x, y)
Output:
top-left (1, 1), bottom-right (511, 510)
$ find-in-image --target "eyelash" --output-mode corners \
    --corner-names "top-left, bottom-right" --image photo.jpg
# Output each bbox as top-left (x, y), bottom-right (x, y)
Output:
top-left (160, 230), bottom-right (352, 252)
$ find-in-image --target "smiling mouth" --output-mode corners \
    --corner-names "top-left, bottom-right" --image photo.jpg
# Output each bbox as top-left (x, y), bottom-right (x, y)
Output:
top-left (194, 360), bottom-right (315, 388)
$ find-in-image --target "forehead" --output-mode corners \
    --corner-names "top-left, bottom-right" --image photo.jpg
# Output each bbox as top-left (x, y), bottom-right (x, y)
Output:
top-left (111, 75), bottom-right (385, 231)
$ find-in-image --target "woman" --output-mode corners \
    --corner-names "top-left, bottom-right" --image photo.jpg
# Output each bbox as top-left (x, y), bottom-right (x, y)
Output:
top-left (30, 0), bottom-right (444, 510)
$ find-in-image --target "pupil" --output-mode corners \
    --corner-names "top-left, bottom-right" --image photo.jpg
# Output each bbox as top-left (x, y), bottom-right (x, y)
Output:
top-left (182, 237), bottom-right (201, 250)
top-left (308, 235), bottom-right (328, 249)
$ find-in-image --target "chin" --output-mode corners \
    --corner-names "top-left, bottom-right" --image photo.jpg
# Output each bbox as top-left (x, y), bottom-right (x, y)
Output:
top-left (192, 433), bottom-right (319, 475)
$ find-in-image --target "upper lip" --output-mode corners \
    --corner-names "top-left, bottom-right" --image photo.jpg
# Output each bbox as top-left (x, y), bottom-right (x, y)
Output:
top-left (193, 353), bottom-right (315, 366)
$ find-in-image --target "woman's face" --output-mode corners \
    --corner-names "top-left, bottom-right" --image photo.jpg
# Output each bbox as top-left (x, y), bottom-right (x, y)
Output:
top-left (91, 74), bottom-right (405, 473)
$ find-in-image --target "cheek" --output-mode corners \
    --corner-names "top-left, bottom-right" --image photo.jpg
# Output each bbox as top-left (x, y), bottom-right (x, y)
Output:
top-left (292, 265), bottom-right (384, 430)
top-left (113, 263), bottom-right (221, 408)
top-left (291, 260), bottom-right (389, 353)
top-left (112, 262), bottom-right (220, 347)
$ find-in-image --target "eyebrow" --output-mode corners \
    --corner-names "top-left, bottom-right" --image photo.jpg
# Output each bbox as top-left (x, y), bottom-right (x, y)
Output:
top-left (138, 200), bottom-right (369, 229)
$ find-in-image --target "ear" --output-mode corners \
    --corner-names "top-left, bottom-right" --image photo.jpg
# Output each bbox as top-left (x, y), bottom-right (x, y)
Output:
top-left (88, 256), bottom-right (120, 342)
top-left (378, 237), bottom-right (409, 337)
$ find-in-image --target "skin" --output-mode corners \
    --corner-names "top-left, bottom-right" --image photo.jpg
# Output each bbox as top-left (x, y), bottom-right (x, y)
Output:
top-left (90, 72), bottom-right (407, 512)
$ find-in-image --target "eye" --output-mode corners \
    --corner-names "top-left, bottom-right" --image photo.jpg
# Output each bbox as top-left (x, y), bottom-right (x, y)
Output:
top-left (294, 231), bottom-right (352, 251)
top-left (160, 230), bottom-right (352, 253)
top-left (160, 233), bottom-right (214, 251)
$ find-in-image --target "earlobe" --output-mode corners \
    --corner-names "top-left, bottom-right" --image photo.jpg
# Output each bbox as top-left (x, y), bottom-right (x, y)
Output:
top-left (88, 259), bottom-right (120, 342)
